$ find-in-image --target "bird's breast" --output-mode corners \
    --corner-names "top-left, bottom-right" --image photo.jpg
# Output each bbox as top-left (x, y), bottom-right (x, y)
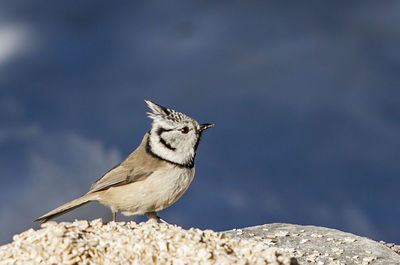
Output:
top-left (155, 165), bottom-right (195, 208)
top-left (99, 165), bottom-right (195, 214)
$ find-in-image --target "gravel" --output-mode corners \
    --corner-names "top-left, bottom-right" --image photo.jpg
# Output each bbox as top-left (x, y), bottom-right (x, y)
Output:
top-left (0, 220), bottom-right (298, 265)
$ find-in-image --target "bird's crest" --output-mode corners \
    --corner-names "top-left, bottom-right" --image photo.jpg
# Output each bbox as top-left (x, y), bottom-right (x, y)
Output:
top-left (145, 100), bottom-right (188, 123)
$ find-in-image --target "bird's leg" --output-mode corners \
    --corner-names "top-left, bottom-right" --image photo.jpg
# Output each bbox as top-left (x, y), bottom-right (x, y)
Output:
top-left (112, 211), bottom-right (117, 222)
top-left (146, 211), bottom-right (159, 223)
top-left (146, 212), bottom-right (169, 224)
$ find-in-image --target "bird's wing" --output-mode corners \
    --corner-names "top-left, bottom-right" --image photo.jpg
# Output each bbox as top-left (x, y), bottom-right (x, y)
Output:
top-left (87, 163), bottom-right (153, 193)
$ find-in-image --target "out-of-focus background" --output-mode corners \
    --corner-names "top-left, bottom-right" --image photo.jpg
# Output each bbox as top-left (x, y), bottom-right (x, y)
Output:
top-left (1, 1), bottom-right (400, 245)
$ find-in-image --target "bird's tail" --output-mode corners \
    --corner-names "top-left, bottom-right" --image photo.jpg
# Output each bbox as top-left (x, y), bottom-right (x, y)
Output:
top-left (33, 193), bottom-right (99, 223)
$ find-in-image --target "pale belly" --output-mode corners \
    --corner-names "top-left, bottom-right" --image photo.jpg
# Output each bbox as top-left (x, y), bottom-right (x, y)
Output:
top-left (98, 165), bottom-right (195, 215)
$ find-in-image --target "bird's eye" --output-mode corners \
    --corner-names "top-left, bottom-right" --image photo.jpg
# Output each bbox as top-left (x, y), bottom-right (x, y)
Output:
top-left (180, 127), bottom-right (189, 134)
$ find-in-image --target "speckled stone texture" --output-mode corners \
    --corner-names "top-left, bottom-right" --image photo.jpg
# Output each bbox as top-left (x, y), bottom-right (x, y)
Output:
top-left (225, 223), bottom-right (400, 265)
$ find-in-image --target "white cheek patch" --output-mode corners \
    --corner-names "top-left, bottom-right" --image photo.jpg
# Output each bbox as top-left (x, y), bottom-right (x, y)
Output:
top-left (149, 127), bottom-right (197, 167)
top-left (145, 102), bottom-right (203, 167)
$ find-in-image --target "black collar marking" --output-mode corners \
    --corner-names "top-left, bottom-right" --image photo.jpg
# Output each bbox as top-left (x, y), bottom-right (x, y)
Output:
top-left (146, 135), bottom-right (194, 168)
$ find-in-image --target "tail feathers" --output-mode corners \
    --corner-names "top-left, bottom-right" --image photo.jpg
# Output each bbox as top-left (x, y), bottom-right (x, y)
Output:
top-left (34, 193), bottom-right (98, 223)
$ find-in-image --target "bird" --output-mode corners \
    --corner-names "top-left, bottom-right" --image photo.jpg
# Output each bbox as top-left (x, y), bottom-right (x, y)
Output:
top-left (34, 100), bottom-right (214, 223)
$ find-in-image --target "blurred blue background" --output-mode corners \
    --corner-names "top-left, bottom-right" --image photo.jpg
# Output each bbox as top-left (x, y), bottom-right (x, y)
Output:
top-left (1, 1), bottom-right (400, 245)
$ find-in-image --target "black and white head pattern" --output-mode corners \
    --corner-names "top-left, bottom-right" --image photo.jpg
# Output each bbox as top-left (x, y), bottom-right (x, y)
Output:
top-left (145, 100), bottom-right (213, 168)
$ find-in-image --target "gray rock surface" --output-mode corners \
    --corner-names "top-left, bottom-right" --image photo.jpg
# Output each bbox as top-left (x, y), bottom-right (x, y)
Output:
top-left (225, 223), bottom-right (400, 265)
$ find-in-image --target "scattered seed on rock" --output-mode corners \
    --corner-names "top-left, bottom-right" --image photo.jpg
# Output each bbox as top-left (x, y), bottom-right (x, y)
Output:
top-left (0, 219), bottom-right (298, 265)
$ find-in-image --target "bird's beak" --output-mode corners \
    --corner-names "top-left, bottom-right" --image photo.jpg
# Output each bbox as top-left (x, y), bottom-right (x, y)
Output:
top-left (200, 123), bottom-right (214, 131)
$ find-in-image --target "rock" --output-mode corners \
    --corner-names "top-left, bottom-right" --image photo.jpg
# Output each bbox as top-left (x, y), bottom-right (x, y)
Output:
top-left (0, 220), bottom-right (298, 265)
top-left (225, 223), bottom-right (400, 265)
top-left (3, 221), bottom-right (398, 264)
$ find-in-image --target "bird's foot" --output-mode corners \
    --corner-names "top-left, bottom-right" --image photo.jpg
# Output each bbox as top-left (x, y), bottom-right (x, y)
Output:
top-left (146, 211), bottom-right (158, 223)
top-left (146, 211), bottom-right (169, 224)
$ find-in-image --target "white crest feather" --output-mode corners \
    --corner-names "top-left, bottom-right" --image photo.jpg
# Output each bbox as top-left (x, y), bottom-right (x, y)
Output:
top-left (145, 100), bottom-right (191, 123)
top-left (145, 100), bottom-right (170, 120)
